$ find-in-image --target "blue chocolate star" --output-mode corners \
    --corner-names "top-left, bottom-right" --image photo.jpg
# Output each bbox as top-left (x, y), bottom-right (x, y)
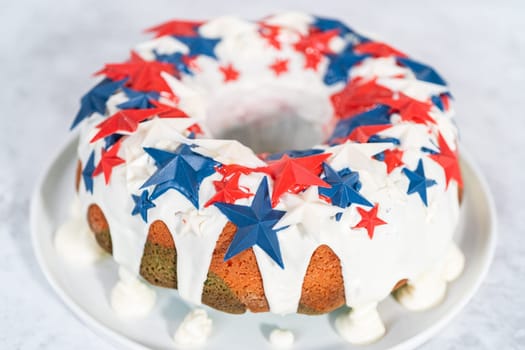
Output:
top-left (214, 177), bottom-right (288, 269)
top-left (104, 134), bottom-right (123, 149)
top-left (313, 16), bottom-right (369, 42)
top-left (70, 78), bottom-right (126, 129)
top-left (141, 144), bottom-right (219, 208)
top-left (131, 190), bottom-right (156, 222)
top-left (323, 49), bottom-right (369, 85)
top-left (173, 36), bottom-right (220, 59)
top-left (82, 151), bottom-right (96, 193)
top-left (319, 163), bottom-right (373, 212)
top-left (402, 159), bottom-right (437, 206)
top-left (397, 58), bottom-right (447, 86)
top-left (329, 104), bottom-right (392, 142)
top-left (155, 51), bottom-right (194, 76)
top-left (265, 148), bottom-right (324, 161)
top-left (117, 88), bottom-right (159, 110)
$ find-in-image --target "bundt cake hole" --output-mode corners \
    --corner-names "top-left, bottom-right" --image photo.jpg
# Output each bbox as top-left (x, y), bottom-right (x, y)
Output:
top-left (205, 86), bottom-right (329, 155)
top-left (217, 114), bottom-right (324, 155)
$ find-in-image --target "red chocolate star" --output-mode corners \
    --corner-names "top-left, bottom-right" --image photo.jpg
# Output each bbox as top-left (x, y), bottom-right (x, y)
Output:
top-left (294, 29), bottom-right (339, 71)
top-left (383, 149), bottom-right (404, 174)
top-left (205, 172), bottom-right (253, 207)
top-left (95, 52), bottom-right (175, 92)
top-left (388, 95), bottom-right (435, 125)
top-left (182, 55), bottom-right (200, 72)
top-left (219, 63), bottom-right (240, 82)
top-left (348, 124), bottom-right (392, 143)
top-left (90, 108), bottom-right (159, 143)
top-left (294, 29), bottom-right (338, 55)
top-left (353, 204), bottom-right (387, 239)
top-left (92, 140), bottom-right (125, 184)
top-left (331, 78), bottom-right (394, 118)
top-left (145, 20), bottom-right (203, 38)
top-left (259, 23), bottom-right (281, 49)
top-left (150, 100), bottom-right (189, 118)
top-left (269, 58), bottom-right (289, 76)
top-left (354, 42), bottom-right (408, 58)
top-left (430, 133), bottom-right (463, 189)
top-left (441, 94), bottom-right (450, 111)
top-left (259, 153), bottom-right (332, 207)
top-left (216, 164), bottom-right (255, 178)
top-left (187, 123), bottom-right (204, 135)
top-left (332, 78), bottom-right (436, 125)
top-left (303, 51), bottom-right (323, 70)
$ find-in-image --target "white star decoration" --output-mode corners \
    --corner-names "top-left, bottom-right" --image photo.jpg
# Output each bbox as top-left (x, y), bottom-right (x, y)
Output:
top-left (162, 72), bottom-right (207, 120)
top-left (192, 139), bottom-right (266, 167)
top-left (175, 209), bottom-right (213, 236)
top-left (327, 141), bottom-right (391, 187)
top-left (377, 77), bottom-right (448, 101)
top-left (351, 57), bottom-right (409, 80)
top-left (378, 123), bottom-right (437, 160)
top-left (376, 172), bottom-right (407, 203)
top-left (135, 36), bottom-right (189, 61)
top-left (431, 111), bottom-right (458, 152)
top-left (275, 187), bottom-right (340, 242)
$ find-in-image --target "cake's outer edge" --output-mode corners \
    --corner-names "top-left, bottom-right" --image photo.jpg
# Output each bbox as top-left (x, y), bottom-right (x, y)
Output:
top-left (73, 13), bottom-right (462, 315)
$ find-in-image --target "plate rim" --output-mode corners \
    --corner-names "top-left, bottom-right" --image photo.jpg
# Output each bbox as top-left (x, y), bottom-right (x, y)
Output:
top-left (30, 135), bottom-right (498, 350)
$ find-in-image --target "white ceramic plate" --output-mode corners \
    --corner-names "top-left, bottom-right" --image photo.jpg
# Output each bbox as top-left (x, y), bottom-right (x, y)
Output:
top-left (31, 136), bottom-right (496, 350)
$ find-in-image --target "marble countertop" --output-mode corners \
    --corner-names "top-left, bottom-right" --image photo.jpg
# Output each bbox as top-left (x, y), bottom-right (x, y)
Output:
top-left (1, 0), bottom-right (524, 349)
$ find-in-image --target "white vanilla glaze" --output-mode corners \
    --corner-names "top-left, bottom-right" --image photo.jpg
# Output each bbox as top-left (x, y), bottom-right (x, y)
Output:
top-left (394, 242), bottom-right (465, 311)
top-left (173, 308), bottom-right (213, 347)
top-left (54, 196), bottom-right (106, 265)
top-left (335, 303), bottom-right (386, 344)
top-left (72, 12), bottom-right (463, 326)
top-left (110, 267), bottom-right (156, 318)
top-left (268, 328), bottom-right (295, 348)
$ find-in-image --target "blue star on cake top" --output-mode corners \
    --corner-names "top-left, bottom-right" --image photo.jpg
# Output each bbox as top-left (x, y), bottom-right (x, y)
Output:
top-left (319, 163), bottom-right (373, 213)
top-left (173, 36), bottom-right (220, 59)
top-left (214, 177), bottom-right (288, 269)
top-left (71, 78), bottom-right (127, 129)
top-left (131, 190), bottom-right (156, 222)
top-left (402, 159), bottom-right (437, 206)
top-left (82, 151), bottom-right (96, 193)
top-left (141, 144), bottom-right (219, 208)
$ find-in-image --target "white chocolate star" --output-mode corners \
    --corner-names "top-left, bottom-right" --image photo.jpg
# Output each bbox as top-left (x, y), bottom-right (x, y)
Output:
top-left (327, 141), bottom-right (391, 187)
top-left (376, 172), bottom-right (407, 203)
top-left (431, 111), bottom-right (458, 152)
top-left (135, 36), bottom-right (189, 61)
top-left (264, 12), bottom-right (313, 35)
top-left (105, 91), bottom-right (129, 116)
top-left (276, 187), bottom-right (340, 242)
top-left (192, 139), bottom-right (266, 167)
top-left (377, 77), bottom-right (448, 102)
top-left (351, 57), bottom-right (409, 80)
top-left (175, 209), bottom-right (213, 236)
top-left (199, 16), bottom-right (257, 37)
top-left (162, 72), bottom-right (208, 120)
top-left (140, 118), bottom-right (194, 148)
top-left (379, 123), bottom-right (432, 149)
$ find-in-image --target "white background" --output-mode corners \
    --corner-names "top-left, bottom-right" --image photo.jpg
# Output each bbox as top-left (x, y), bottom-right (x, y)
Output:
top-left (1, 0), bottom-right (524, 349)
